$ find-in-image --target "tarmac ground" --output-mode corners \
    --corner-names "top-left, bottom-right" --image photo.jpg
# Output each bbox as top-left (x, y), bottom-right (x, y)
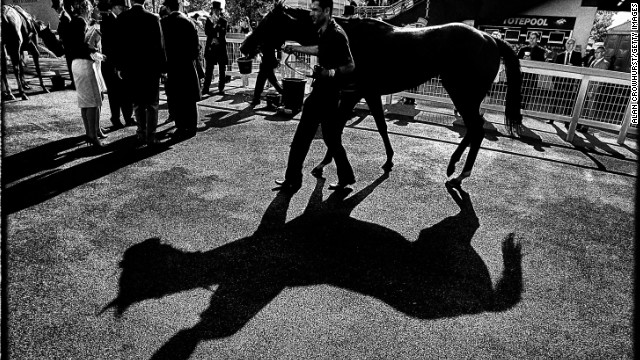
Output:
top-left (1, 57), bottom-right (636, 359)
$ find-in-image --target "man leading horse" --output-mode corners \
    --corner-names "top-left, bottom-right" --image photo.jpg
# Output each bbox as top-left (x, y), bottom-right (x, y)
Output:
top-left (241, 3), bottom-right (523, 187)
top-left (274, 0), bottom-right (357, 193)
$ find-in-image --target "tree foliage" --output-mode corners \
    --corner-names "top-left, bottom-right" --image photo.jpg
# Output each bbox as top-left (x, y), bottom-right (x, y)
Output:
top-left (183, 0), bottom-right (272, 27)
top-left (590, 10), bottom-right (614, 42)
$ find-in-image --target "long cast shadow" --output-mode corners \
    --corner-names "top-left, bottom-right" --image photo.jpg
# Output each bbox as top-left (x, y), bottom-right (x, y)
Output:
top-left (2, 136), bottom-right (175, 214)
top-left (101, 176), bottom-right (522, 359)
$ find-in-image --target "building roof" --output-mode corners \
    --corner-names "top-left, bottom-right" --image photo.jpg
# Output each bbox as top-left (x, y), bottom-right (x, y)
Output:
top-left (607, 20), bottom-right (631, 32)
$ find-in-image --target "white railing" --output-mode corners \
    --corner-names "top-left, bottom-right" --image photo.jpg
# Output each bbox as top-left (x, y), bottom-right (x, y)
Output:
top-left (211, 36), bottom-right (635, 144)
top-left (393, 60), bottom-right (634, 144)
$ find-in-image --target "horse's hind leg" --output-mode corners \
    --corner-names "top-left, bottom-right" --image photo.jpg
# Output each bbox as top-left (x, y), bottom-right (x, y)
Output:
top-left (364, 94), bottom-right (394, 172)
top-left (1, 48), bottom-right (16, 100)
top-left (27, 42), bottom-right (49, 93)
top-left (7, 46), bottom-right (29, 100)
top-left (447, 109), bottom-right (485, 186)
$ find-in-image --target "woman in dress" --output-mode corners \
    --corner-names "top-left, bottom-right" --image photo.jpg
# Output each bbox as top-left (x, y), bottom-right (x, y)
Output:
top-left (67, 0), bottom-right (107, 148)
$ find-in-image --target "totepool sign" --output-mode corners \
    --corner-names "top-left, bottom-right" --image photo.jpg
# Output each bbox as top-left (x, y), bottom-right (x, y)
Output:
top-left (500, 16), bottom-right (576, 30)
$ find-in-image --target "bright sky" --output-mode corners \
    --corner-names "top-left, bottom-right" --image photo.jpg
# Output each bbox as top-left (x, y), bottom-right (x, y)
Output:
top-left (610, 11), bottom-right (632, 28)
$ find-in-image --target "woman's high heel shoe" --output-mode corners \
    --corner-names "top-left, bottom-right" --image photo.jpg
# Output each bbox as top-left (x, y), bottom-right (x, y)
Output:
top-left (85, 136), bottom-right (105, 148)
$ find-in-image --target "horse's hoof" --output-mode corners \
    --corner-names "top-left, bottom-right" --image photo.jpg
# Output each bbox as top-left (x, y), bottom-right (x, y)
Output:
top-left (23, 84), bottom-right (32, 90)
top-left (20, 94), bottom-right (29, 101)
top-left (2, 92), bottom-right (16, 101)
top-left (43, 88), bottom-right (50, 93)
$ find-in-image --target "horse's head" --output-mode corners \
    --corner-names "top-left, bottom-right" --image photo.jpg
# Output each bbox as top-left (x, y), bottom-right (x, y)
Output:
top-left (36, 20), bottom-right (65, 57)
top-left (51, 0), bottom-right (62, 11)
top-left (240, 0), bottom-right (315, 58)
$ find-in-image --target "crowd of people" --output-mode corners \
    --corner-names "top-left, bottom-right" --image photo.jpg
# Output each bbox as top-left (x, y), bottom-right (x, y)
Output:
top-left (51, 0), bottom-right (358, 191)
top-left (516, 31), bottom-right (609, 131)
top-left (52, 0), bottom-right (246, 148)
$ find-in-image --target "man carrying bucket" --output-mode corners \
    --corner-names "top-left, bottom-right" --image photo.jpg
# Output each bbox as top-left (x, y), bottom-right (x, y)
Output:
top-left (202, 0), bottom-right (228, 95)
top-left (274, 0), bottom-right (356, 192)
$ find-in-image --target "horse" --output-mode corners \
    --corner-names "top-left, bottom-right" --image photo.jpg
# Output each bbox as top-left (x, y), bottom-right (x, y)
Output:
top-left (240, 1), bottom-right (523, 186)
top-left (1, 5), bottom-right (63, 101)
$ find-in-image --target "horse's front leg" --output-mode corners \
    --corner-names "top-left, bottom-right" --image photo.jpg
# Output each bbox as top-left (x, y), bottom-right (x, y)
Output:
top-left (10, 62), bottom-right (29, 100)
top-left (27, 44), bottom-right (49, 94)
top-left (364, 94), bottom-right (394, 172)
top-left (1, 72), bottom-right (16, 100)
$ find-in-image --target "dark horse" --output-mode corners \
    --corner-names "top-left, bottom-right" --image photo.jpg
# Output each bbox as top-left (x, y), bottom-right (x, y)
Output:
top-left (240, 2), bottom-right (523, 186)
top-left (1, 5), bottom-right (63, 100)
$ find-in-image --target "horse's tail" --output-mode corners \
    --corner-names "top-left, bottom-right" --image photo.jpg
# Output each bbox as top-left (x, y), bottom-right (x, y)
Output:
top-left (496, 38), bottom-right (523, 135)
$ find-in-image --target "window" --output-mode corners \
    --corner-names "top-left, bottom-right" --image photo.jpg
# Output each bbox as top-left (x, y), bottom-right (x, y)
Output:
top-left (504, 29), bottom-right (520, 42)
top-left (548, 32), bottom-right (565, 44)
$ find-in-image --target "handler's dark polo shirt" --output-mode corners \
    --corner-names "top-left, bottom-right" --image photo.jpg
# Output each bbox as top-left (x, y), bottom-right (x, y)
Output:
top-left (315, 18), bottom-right (355, 90)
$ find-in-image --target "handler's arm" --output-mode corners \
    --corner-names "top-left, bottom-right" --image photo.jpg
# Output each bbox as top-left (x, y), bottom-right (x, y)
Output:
top-left (283, 44), bottom-right (318, 56)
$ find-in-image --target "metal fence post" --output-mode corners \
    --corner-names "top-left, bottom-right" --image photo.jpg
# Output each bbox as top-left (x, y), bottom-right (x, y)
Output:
top-left (617, 103), bottom-right (632, 145)
top-left (566, 77), bottom-right (591, 142)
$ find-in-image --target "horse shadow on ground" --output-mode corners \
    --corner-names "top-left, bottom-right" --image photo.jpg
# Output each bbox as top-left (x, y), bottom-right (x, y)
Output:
top-left (2, 135), bottom-right (180, 214)
top-left (101, 176), bottom-right (523, 360)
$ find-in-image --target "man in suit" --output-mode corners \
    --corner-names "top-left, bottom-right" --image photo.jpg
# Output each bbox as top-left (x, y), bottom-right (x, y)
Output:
top-left (554, 38), bottom-right (582, 66)
top-left (160, 0), bottom-right (201, 139)
top-left (51, 0), bottom-right (75, 89)
top-left (115, 0), bottom-right (166, 146)
top-left (590, 46), bottom-right (610, 69)
top-left (202, 1), bottom-right (228, 96)
top-left (550, 38), bottom-right (582, 121)
top-left (101, 0), bottom-right (134, 129)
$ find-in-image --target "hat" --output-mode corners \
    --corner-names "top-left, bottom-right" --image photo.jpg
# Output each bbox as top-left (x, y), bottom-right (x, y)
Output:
top-left (163, 0), bottom-right (179, 9)
top-left (211, 1), bottom-right (222, 10)
top-left (343, 5), bottom-right (355, 16)
top-left (111, 0), bottom-right (128, 7)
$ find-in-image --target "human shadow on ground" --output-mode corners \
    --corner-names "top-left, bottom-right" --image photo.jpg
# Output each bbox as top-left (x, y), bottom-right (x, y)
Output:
top-left (101, 176), bottom-right (523, 360)
top-left (2, 135), bottom-right (177, 214)
top-left (200, 107), bottom-right (256, 129)
top-left (551, 123), bottom-right (626, 159)
top-left (2, 135), bottom-right (90, 184)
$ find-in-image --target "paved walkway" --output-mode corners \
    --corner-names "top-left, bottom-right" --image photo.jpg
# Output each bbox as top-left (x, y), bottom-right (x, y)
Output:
top-left (2, 60), bottom-right (636, 359)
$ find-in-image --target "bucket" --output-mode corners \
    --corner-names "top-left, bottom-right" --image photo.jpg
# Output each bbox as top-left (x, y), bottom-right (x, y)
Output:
top-left (237, 58), bottom-right (253, 75)
top-left (51, 74), bottom-right (65, 91)
top-left (282, 78), bottom-right (306, 112)
top-left (265, 93), bottom-right (281, 110)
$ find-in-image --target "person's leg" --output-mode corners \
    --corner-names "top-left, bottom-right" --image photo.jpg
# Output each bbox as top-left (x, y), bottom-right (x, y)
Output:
top-left (281, 92), bottom-right (322, 186)
top-left (252, 67), bottom-right (268, 105)
top-left (202, 58), bottom-right (214, 94)
top-left (321, 95), bottom-right (354, 187)
top-left (133, 102), bottom-right (146, 140)
top-left (146, 100), bottom-right (160, 143)
top-left (218, 62), bottom-right (226, 94)
top-left (81, 107), bottom-right (90, 137)
top-left (85, 106), bottom-right (104, 146)
top-left (102, 62), bottom-right (123, 127)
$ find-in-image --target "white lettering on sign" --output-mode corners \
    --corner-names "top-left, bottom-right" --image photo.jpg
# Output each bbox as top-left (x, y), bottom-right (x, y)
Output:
top-left (503, 18), bottom-right (550, 27)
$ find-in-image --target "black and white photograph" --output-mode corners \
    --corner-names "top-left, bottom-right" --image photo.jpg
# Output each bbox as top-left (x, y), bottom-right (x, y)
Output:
top-left (1, 0), bottom-right (636, 358)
